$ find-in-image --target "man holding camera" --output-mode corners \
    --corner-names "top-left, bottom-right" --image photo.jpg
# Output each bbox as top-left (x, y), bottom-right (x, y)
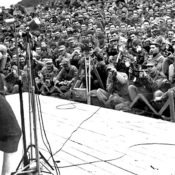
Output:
top-left (128, 41), bottom-right (170, 102)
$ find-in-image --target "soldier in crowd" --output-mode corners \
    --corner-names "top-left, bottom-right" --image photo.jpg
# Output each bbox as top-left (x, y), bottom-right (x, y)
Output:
top-left (0, 0), bottom-right (175, 118)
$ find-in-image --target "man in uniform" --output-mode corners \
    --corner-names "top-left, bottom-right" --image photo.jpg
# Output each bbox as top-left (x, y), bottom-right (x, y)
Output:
top-left (53, 58), bottom-right (78, 98)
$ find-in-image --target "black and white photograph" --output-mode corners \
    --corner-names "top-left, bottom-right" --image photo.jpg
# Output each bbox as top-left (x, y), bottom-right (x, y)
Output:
top-left (0, 0), bottom-right (175, 174)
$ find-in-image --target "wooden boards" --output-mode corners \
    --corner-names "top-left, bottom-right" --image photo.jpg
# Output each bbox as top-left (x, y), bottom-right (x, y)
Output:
top-left (4, 93), bottom-right (175, 175)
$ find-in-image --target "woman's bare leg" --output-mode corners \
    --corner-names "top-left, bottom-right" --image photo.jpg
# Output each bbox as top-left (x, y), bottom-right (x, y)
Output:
top-left (1, 152), bottom-right (15, 175)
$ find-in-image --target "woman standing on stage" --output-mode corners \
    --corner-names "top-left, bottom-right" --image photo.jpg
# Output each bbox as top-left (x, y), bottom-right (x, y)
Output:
top-left (0, 44), bottom-right (21, 175)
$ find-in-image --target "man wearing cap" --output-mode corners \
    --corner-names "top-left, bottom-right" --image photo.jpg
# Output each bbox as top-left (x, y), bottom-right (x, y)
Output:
top-left (53, 58), bottom-right (78, 98)
top-left (40, 44), bottom-right (52, 61)
top-left (104, 14), bottom-right (112, 26)
top-left (37, 58), bottom-right (58, 95)
top-left (55, 45), bottom-right (71, 69)
top-left (106, 35), bottom-right (120, 57)
top-left (120, 8), bottom-right (128, 23)
top-left (70, 47), bottom-right (82, 68)
top-left (128, 61), bottom-right (170, 102)
top-left (146, 41), bottom-right (165, 73)
top-left (128, 40), bottom-right (170, 103)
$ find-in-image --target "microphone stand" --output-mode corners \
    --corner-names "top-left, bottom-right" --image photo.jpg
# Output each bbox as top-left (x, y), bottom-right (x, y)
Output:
top-left (15, 28), bottom-right (54, 175)
top-left (88, 54), bottom-right (91, 105)
top-left (14, 23), bottom-right (29, 167)
top-left (13, 29), bottom-right (41, 175)
top-left (25, 29), bottom-right (41, 174)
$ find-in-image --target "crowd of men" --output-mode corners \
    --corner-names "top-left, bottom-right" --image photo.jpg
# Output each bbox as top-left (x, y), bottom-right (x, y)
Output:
top-left (1, 0), bottom-right (175, 117)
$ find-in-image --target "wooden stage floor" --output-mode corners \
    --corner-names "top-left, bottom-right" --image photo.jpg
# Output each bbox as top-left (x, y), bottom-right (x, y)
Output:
top-left (2, 93), bottom-right (175, 175)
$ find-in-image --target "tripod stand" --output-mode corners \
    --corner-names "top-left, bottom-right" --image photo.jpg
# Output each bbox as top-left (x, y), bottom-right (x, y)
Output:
top-left (13, 29), bottom-right (57, 175)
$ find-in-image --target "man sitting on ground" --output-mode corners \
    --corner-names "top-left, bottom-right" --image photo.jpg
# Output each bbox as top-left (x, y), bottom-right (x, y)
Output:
top-left (95, 66), bottom-right (130, 109)
top-left (36, 58), bottom-right (58, 95)
top-left (53, 58), bottom-right (78, 98)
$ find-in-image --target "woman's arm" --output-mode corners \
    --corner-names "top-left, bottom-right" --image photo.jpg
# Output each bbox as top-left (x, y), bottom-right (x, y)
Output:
top-left (0, 45), bottom-right (7, 72)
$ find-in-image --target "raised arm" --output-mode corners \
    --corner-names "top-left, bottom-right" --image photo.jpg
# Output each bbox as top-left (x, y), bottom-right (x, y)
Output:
top-left (0, 44), bottom-right (8, 72)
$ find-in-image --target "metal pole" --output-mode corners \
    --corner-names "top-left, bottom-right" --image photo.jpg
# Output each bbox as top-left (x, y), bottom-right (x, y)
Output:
top-left (88, 55), bottom-right (91, 105)
top-left (85, 56), bottom-right (89, 104)
top-left (14, 23), bottom-right (29, 167)
top-left (26, 35), bottom-right (40, 174)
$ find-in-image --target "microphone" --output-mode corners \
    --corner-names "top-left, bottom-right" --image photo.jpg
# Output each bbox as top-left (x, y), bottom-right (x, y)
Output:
top-left (21, 18), bottom-right (41, 39)
top-left (28, 17), bottom-right (41, 31)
